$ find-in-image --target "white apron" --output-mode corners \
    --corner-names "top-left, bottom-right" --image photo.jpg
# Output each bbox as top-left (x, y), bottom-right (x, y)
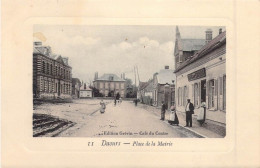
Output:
top-left (197, 107), bottom-right (205, 121)
top-left (169, 111), bottom-right (176, 121)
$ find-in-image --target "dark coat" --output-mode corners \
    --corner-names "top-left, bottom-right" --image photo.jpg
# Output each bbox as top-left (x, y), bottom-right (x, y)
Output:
top-left (186, 103), bottom-right (194, 114)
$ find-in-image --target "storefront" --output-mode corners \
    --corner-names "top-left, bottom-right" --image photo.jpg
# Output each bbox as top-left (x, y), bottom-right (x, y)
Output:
top-left (174, 31), bottom-right (226, 113)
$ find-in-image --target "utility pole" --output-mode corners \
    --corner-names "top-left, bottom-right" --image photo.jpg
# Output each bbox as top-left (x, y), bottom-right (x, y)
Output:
top-left (136, 65), bottom-right (140, 84)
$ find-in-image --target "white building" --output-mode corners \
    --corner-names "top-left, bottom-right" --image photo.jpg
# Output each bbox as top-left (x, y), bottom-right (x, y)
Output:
top-left (80, 84), bottom-right (93, 98)
top-left (174, 28), bottom-right (226, 113)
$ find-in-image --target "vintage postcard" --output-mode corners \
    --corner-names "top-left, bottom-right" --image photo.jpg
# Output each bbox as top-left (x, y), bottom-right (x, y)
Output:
top-left (32, 25), bottom-right (226, 139)
top-left (1, 0), bottom-right (260, 168)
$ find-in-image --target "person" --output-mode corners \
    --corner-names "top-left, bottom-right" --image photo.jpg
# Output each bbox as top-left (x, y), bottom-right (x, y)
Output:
top-left (168, 105), bottom-right (179, 126)
top-left (134, 98), bottom-right (138, 106)
top-left (185, 99), bottom-right (194, 127)
top-left (119, 97), bottom-right (122, 104)
top-left (114, 97), bottom-right (117, 106)
top-left (197, 100), bottom-right (206, 126)
top-left (160, 101), bottom-right (167, 120)
top-left (100, 99), bottom-right (106, 114)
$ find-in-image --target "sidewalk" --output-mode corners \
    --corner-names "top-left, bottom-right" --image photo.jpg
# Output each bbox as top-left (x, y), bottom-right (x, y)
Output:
top-left (139, 103), bottom-right (226, 138)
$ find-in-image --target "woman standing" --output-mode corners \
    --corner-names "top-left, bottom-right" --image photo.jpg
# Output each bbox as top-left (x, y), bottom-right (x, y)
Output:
top-left (168, 106), bottom-right (179, 126)
top-left (100, 99), bottom-right (106, 114)
top-left (197, 100), bottom-right (206, 126)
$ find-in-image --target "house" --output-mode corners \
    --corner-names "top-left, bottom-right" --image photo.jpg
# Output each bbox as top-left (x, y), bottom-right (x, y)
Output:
top-left (174, 28), bottom-right (226, 114)
top-left (174, 26), bottom-right (206, 69)
top-left (93, 73), bottom-right (126, 98)
top-left (138, 80), bottom-right (154, 105)
top-left (33, 41), bottom-right (72, 99)
top-left (153, 66), bottom-right (176, 108)
top-left (80, 83), bottom-right (93, 98)
top-left (72, 78), bottom-right (81, 98)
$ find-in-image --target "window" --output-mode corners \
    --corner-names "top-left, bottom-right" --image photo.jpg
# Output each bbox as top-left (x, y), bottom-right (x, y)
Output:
top-left (42, 61), bottom-right (45, 73)
top-left (50, 64), bottom-right (53, 75)
top-left (121, 83), bottom-right (124, 89)
top-left (209, 79), bottom-right (215, 108)
top-left (183, 86), bottom-right (187, 106)
top-left (116, 83), bottom-right (119, 89)
top-left (105, 82), bottom-right (109, 89)
top-left (47, 63), bottom-right (49, 74)
top-left (56, 83), bottom-right (57, 92)
top-left (194, 83), bottom-right (199, 107)
top-left (100, 82), bottom-right (104, 89)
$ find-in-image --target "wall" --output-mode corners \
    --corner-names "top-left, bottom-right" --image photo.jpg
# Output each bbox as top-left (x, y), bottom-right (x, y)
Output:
top-left (175, 47), bottom-right (226, 114)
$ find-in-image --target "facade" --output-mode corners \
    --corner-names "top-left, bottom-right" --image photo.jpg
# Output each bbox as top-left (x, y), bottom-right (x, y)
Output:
top-left (138, 80), bottom-right (153, 105)
top-left (72, 78), bottom-right (81, 98)
top-left (80, 83), bottom-right (93, 98)
top-left (153, 66), bottom-right (176, 108)
top-left (33, 42), bottom-right (72, 99)
top-left (174, 29), bottom-right (226, 114)
top-left (93, 73), bottom-right (126, 98)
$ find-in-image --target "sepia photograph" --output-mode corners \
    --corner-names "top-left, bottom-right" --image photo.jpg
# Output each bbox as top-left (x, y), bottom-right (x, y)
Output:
top-left (33, 25), bottom-right (226, 138)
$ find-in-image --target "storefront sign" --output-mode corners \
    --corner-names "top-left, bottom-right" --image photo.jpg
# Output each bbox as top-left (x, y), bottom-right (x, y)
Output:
top-left (188, 68), bottom-right (206, 81)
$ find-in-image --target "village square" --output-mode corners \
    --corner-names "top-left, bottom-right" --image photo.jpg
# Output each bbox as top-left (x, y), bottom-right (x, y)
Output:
top-left (33, 26), bottom-right (226, 138)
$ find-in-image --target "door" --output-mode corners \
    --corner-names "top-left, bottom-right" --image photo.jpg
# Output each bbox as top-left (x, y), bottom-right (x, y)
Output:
top-left (201, 80), bottom-right (206, 102)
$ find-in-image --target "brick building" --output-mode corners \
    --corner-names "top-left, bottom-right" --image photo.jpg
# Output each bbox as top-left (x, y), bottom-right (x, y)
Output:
top-left (174, 28), bottom-right (226, 114)
top-left (93, 73), bottom-right (126, 98)
top-left (33, 42), bottom-right (72, 99)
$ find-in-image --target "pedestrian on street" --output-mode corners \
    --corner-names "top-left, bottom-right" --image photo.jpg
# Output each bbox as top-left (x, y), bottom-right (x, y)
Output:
top-left (160, 101), bottom-right (167, 120)
top-left (185, 99), bottom-right (194, 127)
top-left (114, 97), bottom-right (117, 106)
top-left (134, 98), bottom-right (138, 106)
top-left (119, 97), bottom-right (122, 104)
top-left (168, 105), bottom-right (179, 126)
top-left (100, 99), bottom-right (106, 114)
top-left (197, 99), bottom-right (206, 126)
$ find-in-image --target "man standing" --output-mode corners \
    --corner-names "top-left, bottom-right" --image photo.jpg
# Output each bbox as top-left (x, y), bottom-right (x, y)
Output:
top-left (160, 101), bottom-right (167, 120)
top-left (185, 99), bottom-right (194, 127)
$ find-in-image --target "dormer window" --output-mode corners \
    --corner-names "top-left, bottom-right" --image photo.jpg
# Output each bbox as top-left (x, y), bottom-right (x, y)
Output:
top-left (109, 76), bottom-right (114, 81)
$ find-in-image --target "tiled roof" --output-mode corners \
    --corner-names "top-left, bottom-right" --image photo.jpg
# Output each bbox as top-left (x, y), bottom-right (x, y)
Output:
top-left (95, 74), bottom-right (125, 82)
top-left (157, 69), bottom-right (175, 84)
top-left (181, 39), bottom-right (205, 51)
top-left (139, 82), bottom-right (149, 90)
top-left (174, 31), bottom-right (226, 73)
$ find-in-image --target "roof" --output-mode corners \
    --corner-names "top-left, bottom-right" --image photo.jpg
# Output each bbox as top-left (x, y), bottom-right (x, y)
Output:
top-left (95, 74), bottom-right (125, 82)
top-left (181, 39), bottom-right (205, 51)
top-left (139, 82), bottom-right (149, 90)
top-left (157, 69), bottom-right (175, 84)
top-left (144, 81), bottom-right (153, 92)
top-left (175, 31), bottom-right (226, 73)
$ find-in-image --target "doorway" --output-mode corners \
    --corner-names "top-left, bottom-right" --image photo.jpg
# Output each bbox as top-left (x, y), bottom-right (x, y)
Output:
top-left (201, 80), bottom-right (206, 102)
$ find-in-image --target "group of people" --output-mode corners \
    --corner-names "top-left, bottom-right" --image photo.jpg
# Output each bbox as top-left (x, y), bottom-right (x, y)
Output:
top-left (160, 99), bottom-right (207, 127)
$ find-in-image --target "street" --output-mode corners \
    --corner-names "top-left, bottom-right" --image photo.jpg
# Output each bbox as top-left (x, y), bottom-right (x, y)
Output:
top-left (33, 99), bottom-right (201, 138)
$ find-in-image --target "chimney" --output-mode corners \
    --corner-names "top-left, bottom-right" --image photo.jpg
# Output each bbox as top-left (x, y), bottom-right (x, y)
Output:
top-left (94, 72), bottom-right (98, 80)
top-left (205, 29), bottom-right (213, 44)
top-left (34, 41), bottom-right (42, 46)
top-left (165, 65), bottom-right (169, 69)
top-left (219, 28), bottom-right (222, 34)
top-left (123, 73), bottom-right (125, 79)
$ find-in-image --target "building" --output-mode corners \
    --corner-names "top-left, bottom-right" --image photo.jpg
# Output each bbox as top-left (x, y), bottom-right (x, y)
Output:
top-left (153, 66), bottom-right (176, 108)
top-left (80, 83), bottom-right (93, 98)
top-left (33, 41), bottom-right (72, 99)
top-left (138, 80), bottom-right (153, 105)
top-left (174, 26), bottom-right (206, 69)
top-left (72, 78), bottom-right (81, 98)
top-left (174, 28), bottom-right (226, 114)
top-left (93, 73), bottom-right (126, 98)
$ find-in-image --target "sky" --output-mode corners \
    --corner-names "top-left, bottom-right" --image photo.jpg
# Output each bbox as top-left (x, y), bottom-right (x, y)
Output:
top-left (33, 25), bottom-right (225, 86)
